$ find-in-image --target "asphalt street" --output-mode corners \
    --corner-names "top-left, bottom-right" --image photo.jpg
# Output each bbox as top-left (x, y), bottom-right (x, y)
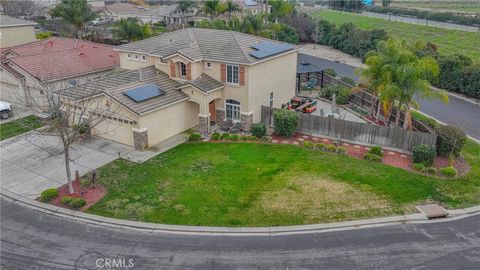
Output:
top-left (299, 54), bottom-right (480, 141)
top-left (1, 199), bottom-right (479, 270)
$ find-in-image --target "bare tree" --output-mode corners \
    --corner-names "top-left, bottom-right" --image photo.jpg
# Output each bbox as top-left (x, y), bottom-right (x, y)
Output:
top-left (0, 0), bottom-right (44, 18)
top-left (9, 75), bottom-right (123, 194)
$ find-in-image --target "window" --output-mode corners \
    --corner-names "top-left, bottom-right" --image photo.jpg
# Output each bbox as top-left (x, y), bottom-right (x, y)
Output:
top-left (141, 55), bottom-right (146, 62)
top-left (159, 57), bottom-right (167, 64)
top-left (180, 62), bottom-right (187, 77)
top-left (127, 53), bottom-right (132, 59)
top-left (269, 92), bottom-right (274, 107)
top-left (226, 99), bottom-right (240, 120)
top-left (205, 62), bottom-right (212, 69)
top-left (226, 65), bottom-right (239, 84)
top-left (134, 54), bottom-right (139, 61)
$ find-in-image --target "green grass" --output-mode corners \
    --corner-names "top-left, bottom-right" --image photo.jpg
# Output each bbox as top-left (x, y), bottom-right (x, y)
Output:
top-left (309, 9), bottom-right (480, 61)
top-left (87, 141), bottom-right (480, 226)
top-left (0, 115), bottom-right (43, 141)
top-left (391, 1), bottom-right (480, 13)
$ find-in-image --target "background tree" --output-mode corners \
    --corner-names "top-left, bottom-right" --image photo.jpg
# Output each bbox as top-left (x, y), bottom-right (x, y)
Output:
top-left (224, 0), bottom-right (240, 21)
top-left (113, 18), bottom-right (153, 42)
top-left (174, 0), bottom-right (196, 25)
top-left (268, 0), bottom-right (293, 23)
top-left (202, 0), bottom-right (226, 20)
top-left (328, 0), bottom-right (364, 12)
top-left (50, 0), bottom-right (97, 38)
top-left (0, 0), bottom-right (43, 18)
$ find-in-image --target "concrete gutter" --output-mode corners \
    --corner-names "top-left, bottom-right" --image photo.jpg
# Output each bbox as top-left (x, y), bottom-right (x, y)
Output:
top-left (2, 188), bottom-right (479, 237)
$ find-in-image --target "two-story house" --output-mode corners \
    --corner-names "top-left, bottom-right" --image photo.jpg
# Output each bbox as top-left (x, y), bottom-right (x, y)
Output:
top-left (58, 28), bottom-right (299, 150)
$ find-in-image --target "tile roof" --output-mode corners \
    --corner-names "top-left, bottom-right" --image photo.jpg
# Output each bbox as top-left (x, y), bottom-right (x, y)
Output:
top-left (2, 37), bottom-right (119, 82)
top-left (58, 66), bottom-right (188, 115)
top-left (117, 28), bottom-right (299, 65)
top-left (181, 74), bottom-right (224, 93)
top-left (0, 15), bottom-right (36, 27)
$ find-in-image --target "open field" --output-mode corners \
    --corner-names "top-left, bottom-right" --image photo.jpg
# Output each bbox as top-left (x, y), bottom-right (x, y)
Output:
top-left (309, 9), bottom-right (480, 61)
top-left (389, 0), bottom-right (480, 13)
top-left (87, 141), bottom-right (480, 226)
top-left (0, 115), bottom-right (43, 141)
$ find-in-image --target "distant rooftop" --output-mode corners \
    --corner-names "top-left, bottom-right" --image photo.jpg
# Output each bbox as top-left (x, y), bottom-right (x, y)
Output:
top-left (0, 14), bottom-right (36, 28)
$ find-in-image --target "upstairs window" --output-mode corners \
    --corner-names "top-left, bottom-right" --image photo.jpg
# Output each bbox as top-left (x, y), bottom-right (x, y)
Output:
top-left (226, 99), bottom-right (240, 120)
top-left (141, 55), bottom-right (146, 62)
top-left (180, 62), bottom-right (187, 77)
top-left (127, 53), bottom-right (132, 59)
top-left (134, 54), bottom-right (139, 61)
top-left (226, 65), bottom-right (239, 84)
top-left (205, 62), bottom-right (212, 69)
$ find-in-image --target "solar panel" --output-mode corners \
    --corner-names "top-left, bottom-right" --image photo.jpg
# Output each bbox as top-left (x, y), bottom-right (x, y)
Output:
top-left (249, 41), bottom-right (294, 59)
top-left (123, 84), bottom-right (165, 102)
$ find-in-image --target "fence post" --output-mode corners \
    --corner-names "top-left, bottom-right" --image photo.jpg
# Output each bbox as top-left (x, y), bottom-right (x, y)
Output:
top-left (320, 71), bottom-right (324, 88)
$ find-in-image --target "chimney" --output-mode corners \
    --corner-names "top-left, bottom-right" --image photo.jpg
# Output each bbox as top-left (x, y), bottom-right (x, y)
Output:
top-left (139, 68), bottom-right (143, 81)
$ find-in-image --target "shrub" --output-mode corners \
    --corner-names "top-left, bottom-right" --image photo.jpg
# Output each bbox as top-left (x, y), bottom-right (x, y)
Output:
top-left (230, 134), bottom-right (239, 141)
top-left (80, 178), bottom-right (91, 187)
top-left (336, 88), bottom-right (352, 105)
top-left (324, 68), bottom-right (337, 77)
top-left (251, 123), bottom-right (267, 138)
top-left (435, 125), bottom-right (467, 157)
top-left (261, 136), bottom-right (272, 143)
top-left (326, 144), bottom-right (337, 152)
top-left (240, 135), bottom-right (249, 141)
top-left (316, 143), bottom-right (326, 151)
top-left (188, 133), bottom-right (202, 142)
top-left (273, 109), bottom-right (299, 138)
top-left (69, 198), bottom-right (87, 209)
top-left (413, 163), bottom-right (426, 172)
top-left (336, 146), bottom-right (348, 155)
top-left (40, 188), bottom-right (58, 202)
top-left (340, 77), bottom-right (356, 86)
top-left (211, 132), bottom-right (220, 140)
top-left (412, 144), bottom-right (436, 166)
top-left (303, 141), bottom-right (314, 149)
top-left (369, 146), bottom-right (383, 157)
top-left (248, 135), bottom-right (257, 141)
top-left (221, 133), bottom-right (231, 140)
top-left (440, 166), bottom-right (457, 177)
top-left (364, 153), bottom-right (382, 162)
top-left (60, 196), bottom-right (73, 205)
top-left (426, 167), bottom-right (438, 175)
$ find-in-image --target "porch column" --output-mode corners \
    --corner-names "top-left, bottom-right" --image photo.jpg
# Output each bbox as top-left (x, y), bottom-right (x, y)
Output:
top-left (198, 113), bottom-right (210, 134)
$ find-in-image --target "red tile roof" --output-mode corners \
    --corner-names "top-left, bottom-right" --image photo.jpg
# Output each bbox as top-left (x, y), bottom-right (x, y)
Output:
top-left (2, 37), bottom-right (119, 82)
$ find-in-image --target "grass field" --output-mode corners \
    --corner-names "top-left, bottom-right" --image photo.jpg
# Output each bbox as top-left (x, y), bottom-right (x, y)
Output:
top-left (390, 1), bottom-right (480, 13)
top-left (310, 9), bottom-right (480, 61)
top-left (87, 141), bottom-right (480, 226)
top-left (0, 115), bottom-right (43, 141)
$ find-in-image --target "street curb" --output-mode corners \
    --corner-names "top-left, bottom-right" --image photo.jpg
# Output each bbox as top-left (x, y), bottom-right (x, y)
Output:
top-left (2, 189), bottom-right (479, 236)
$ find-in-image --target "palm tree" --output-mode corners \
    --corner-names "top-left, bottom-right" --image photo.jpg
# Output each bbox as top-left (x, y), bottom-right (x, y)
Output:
top-left (175, 0), bottom-right (196, 25)
top-left (203, 0), bottom-right (226, 20)
top-left (363, 39), bottom-right (447, 129)
top-left (268, 0), bottom-right (293, 23)
top-left (224, 0), bottom-right (239, 21)
top-left (113, 18), bottom-right (152, 42)
top-left (50, 0), bottom-right (97, 38)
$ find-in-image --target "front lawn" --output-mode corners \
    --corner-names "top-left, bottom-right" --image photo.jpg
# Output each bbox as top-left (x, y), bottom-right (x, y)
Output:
top-left (0, 115), bottom-right (43, 141)
top-left (87, 140), bottom-right (480, 226)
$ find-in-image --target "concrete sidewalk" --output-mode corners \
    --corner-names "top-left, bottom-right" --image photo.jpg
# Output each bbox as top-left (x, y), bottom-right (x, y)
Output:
top-left (0, 132), bottom-right (186, 199)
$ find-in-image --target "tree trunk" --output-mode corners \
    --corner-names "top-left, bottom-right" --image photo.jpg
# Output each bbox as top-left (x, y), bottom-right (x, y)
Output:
top-left (370, 93), bottom-right (377, 118)
top-left (403, 104), bottom-right (412, 130)
top-left (395, 104), bottom-right (401, 127)
top-left (64, 147), bottom-right (74, 194)
top-left (375, 99), bottom-right (382, 118)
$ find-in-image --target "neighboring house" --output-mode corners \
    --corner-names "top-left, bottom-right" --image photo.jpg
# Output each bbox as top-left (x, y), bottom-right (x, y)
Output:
top-left (100, 3), bottom-right (195, 24)
top-left (0, 37), bottom-right (119, 107)
top-left (57, 28), bottom-right (299, 150)
top-left (236, 0), bottom-right (270, 15)
top-left (0, 15), bottom-right (37, 48)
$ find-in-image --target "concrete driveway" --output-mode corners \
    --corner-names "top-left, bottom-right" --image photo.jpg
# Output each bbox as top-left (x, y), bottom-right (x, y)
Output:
top-left (0, 134), bottom-right (134, 199)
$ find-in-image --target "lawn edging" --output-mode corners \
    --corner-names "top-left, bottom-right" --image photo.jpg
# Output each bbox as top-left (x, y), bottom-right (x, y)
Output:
top-left (2, 188), bottom-right (479, 236)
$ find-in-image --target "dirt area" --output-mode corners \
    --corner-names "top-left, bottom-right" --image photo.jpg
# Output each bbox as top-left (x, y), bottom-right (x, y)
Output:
top-left (258, 175), bottom-right (396, 223)
top-left (299, 43), bottom-right (368, 68)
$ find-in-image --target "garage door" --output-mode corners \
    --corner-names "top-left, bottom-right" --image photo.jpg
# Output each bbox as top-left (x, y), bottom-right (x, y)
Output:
top-left (92, 119), bottom-right (134, 147)
top-left (0, 82), bottom-right (25, 105)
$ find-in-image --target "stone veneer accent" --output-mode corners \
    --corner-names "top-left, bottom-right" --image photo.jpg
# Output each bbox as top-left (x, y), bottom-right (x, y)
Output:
top-left (198, 115), bottom-right (209, 134)
top-left (133, 128), bottom-right (148, 150)
top-left (240, 113), bottom-right (253, 131)
top-left (216, 109), bottom-right (225, 129)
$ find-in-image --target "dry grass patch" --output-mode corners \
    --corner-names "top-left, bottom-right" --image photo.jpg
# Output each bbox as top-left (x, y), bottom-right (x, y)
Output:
top-left (259, 175), bottom-right (400, 223)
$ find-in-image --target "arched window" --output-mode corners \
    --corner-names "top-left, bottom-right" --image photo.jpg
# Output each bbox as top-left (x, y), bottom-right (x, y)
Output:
top-left (180, 62), bottom-right (187, 77)
top-left (226, 99), bottom-right (240, 120)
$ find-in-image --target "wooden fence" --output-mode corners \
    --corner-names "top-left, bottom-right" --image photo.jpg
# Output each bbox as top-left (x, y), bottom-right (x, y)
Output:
top-left (261, 106), bottom-right (437, 151)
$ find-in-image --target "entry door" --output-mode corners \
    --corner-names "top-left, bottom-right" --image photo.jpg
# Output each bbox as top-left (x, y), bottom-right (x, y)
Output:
top-left (209, 101), bottom-right (216, 124)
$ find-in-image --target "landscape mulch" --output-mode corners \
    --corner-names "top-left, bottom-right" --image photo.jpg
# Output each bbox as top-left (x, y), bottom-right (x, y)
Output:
top-left (49, 179), bottom-right (106, 211)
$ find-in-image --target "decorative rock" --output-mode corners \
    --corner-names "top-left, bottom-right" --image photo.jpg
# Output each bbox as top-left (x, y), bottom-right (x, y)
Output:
top-left (293, 141), bottom-right (299, 145)
top-left (400, 154), bottom-right (407, 158)
top-left (298, 138), bottom-right (305, 142)
top-left (354, 145), bottom-right (360, 149)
